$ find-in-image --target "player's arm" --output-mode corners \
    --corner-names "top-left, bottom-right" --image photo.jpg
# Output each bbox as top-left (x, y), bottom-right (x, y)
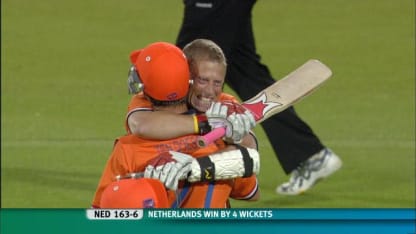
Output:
top-left (126, 93), bottom-right (212, 139)
top-left (214, 138), bottom-right (260, 201)
top-left (128, 101), bottom-right (255, 144)
top-left (187, 144), bottom-right (259, 183)
top-left (230, 175), bottom-right (260, 201)
top-left (239, 132), bottom-right (258, 150)
top-left (144, 146), bottom-right (260, 190)
top-left (128, 110), bottom-right (196, 140)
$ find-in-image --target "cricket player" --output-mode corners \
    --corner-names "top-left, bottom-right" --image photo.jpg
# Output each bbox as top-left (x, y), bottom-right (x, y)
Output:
top-left (126, 39), bottom-right (257, 149)
top-left (92, 42), bottom-right (259, 208)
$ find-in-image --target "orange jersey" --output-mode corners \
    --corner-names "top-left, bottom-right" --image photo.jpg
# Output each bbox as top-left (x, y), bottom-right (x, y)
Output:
top-left (98, 92), bottom-right (258, 208)
top-left (92, 134), bottom-right (257, 208)
top-left (92, 134), bottom-right (217, 207)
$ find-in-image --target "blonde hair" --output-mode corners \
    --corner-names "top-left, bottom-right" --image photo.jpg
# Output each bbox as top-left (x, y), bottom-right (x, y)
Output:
top-left (183, 39), bottom-right (227, 71)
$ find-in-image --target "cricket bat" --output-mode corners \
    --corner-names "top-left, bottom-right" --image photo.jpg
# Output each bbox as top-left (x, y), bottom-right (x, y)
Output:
top-left (197, 59), bottom-right (332, 147)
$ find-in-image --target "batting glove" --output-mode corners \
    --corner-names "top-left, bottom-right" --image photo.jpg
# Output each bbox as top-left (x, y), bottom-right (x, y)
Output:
top-left (206, 102), bottom-right (256, 144)
top-left (205, 101), bottom-right (233, 133)
top-left (144, 151), bottom-right (193, 190)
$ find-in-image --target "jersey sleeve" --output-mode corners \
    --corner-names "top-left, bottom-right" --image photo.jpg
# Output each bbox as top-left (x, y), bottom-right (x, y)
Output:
top-left (229, 175), bottom-right (258, 200)
top-left (125, 93), bottom-right (154, 133)
top-left (218, 92), bottom-right (240, 103)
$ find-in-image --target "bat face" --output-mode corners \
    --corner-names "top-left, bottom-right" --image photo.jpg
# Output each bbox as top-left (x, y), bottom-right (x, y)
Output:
top-left (197, 59), bottom-right (332, 147)
top-left (241, 59), bottom-right (332, 123)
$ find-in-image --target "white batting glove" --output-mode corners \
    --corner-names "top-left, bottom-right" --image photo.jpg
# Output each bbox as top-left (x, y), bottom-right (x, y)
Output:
top-left (205, 102), bottom-right (232, 131)
top-left (227, 109), bottom-right (256, 142)
top-left (226, 113), bottom-right (245, 143)
top-left (144, 151), bottom-right (194, 190)
top-left (206, 102), bottom-right (256, 144)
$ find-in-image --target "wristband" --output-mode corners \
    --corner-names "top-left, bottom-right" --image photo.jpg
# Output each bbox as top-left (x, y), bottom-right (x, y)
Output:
top-left (196, 114), bottom-right (212, 135)
top-left (192, 115), bottom-right (199, 134)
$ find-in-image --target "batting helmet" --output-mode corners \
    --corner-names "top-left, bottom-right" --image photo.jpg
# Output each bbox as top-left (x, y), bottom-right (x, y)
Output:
top-left (129, 42), bottom-right (190, 102)
top-left (100, 178), bottom-right (169, 208)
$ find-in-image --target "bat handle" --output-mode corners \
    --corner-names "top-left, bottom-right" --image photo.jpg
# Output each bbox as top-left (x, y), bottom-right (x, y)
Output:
top-left (197, 127), bottom-right (226, 147)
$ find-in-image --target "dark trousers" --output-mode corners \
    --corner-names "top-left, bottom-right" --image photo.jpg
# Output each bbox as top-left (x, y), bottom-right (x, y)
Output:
top-left (176, 0), bottom-right (324, 174)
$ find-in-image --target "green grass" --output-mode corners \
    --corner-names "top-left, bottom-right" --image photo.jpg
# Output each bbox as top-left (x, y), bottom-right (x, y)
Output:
top-left (1, 0), bottom-right (414, 208)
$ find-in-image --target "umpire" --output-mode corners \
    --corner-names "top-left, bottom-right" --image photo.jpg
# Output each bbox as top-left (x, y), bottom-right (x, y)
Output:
top-left (175, 0), bottom-right (342, 195)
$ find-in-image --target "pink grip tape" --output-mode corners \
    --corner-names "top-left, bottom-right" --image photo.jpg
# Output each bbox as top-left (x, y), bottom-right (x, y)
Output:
top-left (197, 127), bottom-right (226, 147)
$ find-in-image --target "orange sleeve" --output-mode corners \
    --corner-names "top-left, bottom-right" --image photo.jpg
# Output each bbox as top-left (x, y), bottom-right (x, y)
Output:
top-left (127, 93), bottom-right (153, 113)
top-left (125, 93), bottom-right (153, 133)
top-left (218, 93), bottom-right (239, 103)
top-left (229, 175), bottom-right (258, 200)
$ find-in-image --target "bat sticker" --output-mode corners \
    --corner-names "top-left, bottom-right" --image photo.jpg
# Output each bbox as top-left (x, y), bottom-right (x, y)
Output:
top-left (243, 92), bottom-right (282, 121)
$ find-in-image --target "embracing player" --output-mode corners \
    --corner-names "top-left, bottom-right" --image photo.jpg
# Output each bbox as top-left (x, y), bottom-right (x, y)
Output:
top-left (92, 41), bottom-right (260, 208)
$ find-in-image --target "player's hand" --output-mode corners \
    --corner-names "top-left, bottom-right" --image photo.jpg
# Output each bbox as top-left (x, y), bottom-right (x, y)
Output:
top-left (224, 101), bottom-right (256, 141)
top-left (205, 101), bottom-right (232, 130)
top-left (206, 101), bottom-right (256, 143)
top-left (144, 151), bottom-right (194, 190)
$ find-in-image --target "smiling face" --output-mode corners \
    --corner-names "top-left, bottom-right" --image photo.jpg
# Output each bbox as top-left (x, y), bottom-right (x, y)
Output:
top-left (188, 59), bottom-right (226, 112)
top-left (183, 39), bottom-right (228, 112)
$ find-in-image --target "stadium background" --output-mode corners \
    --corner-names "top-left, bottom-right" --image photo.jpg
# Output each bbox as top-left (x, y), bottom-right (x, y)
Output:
top-left (1, 0), bottom-right (414, 208)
